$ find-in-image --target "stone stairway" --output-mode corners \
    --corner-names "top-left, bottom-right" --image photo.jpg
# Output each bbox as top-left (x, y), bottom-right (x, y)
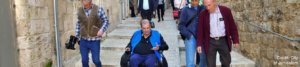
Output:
top-left (99, 16), bottom-right (182, 67)
top-left (75, 8), bottom-right (255, 67)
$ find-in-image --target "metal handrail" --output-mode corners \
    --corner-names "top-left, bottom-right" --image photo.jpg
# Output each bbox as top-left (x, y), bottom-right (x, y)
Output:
top-left (243, 21), bottom-right (300, 42)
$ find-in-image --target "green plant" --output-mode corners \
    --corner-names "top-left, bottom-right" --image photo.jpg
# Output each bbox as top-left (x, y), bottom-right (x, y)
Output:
top-left (45, 60), bottom-right (52, 67)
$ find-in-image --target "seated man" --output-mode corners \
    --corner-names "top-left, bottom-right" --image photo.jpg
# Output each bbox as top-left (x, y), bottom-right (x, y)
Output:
top-left (126, 19), bottom-right (169, 67)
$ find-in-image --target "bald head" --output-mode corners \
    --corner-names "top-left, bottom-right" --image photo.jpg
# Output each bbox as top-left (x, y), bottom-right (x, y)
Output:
top-left (204, 0), bottom-right (217, 13)
top-left (140, 19), bottom-right (151, 36)
top-left (140, 19), bottom-right (151, 27)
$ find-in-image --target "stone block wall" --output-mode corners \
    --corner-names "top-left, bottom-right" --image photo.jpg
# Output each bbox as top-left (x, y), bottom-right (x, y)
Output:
top-left (57, 0), bottom-right (81, 67)
top-left (217, 0), bottom-right (300, 67)
top-left (15, 0), bottom-right (55, 67)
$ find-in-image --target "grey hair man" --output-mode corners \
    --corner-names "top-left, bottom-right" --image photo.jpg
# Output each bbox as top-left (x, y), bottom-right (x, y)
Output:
top-left (125, 19), bottom-right (169, 67)
top-left (75, 0), bottom-right (109, 67)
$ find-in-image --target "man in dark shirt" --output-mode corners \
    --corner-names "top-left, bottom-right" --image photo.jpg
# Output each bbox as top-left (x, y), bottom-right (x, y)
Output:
top-left (126, 19), bottom-right (168, 67)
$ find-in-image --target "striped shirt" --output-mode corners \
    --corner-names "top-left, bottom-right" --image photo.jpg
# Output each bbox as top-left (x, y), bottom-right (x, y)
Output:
top-left (75, 5), bottom-right (109, 41)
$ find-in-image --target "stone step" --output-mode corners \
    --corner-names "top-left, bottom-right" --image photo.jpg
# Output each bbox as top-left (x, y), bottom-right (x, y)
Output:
top-left (74, 8), bottom-right (257, 67)
top-left (107, 19), bottom-right (141, 39)
top-left (100, 49), bottom-right (124, 67)
top-left (117, 19), bottom-right (140, 29)
top-left (179, 51), bottom-right (256, 67)
top-left (74, 50), bottom-right (123, 67)
top-left (101, 38), bottom-right (129, 50)
top-left (106, 28), bottom-right (136, 39)
top-left (178, 39), bottom-right (255, 67)
top-left (75, 38), bottom-right (129, 67)
top-left (75, 56), bottom-right (96, 67)
top-left (74, 26), bottom-right (132, 67)
top-left (99, 18), bottom-right (182, 67)
top-left (153, 20), bottom-right (181, 67)
top-left (121, 17), bottom-right (140, 23)
top-left (116, 23), bottom-right (140, 29)
top-left (101, 38), bottom-right (129, 67)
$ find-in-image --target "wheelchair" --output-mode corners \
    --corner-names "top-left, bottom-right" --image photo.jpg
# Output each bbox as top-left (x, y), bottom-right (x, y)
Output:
top-left (120, 50), bottom-right (168, 67)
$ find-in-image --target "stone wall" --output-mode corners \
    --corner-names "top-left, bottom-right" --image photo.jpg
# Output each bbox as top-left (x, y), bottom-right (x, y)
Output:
top-left (57, 0), bottom-right (81, 67)
top-left (218, 0), bottom-right (300, 67)
top-left (14, 0), bottom-right (129, 66)
top-left (15, 0), bottom-right (55, 67)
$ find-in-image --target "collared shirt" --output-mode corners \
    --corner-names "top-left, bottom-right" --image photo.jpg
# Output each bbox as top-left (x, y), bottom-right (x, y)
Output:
top-left (193, 6), bottom-right (198, 10)
top-left (158, 0), bottom-right (164, 5)
top-left (75, 5), bottom-right (109, 41)
top-left (133, 34), bottom-right (154, 55)
top-left (209, 6), bottom-right (225, 37)
top-left (143, 0), bottom-right (150, 10)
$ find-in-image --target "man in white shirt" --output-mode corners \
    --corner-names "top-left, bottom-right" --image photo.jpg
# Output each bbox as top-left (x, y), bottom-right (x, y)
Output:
top-left (197, 0), bottom-right (240, 67)
top-left (138, 0), bottom-right (158, 21)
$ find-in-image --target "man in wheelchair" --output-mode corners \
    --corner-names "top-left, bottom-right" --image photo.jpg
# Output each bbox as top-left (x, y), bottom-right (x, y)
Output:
top-left (124, 19), bottom-right (169, 67)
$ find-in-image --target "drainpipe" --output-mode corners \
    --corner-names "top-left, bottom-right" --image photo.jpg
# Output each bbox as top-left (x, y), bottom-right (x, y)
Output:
top-left (53, 0), bottom-right (62, 67)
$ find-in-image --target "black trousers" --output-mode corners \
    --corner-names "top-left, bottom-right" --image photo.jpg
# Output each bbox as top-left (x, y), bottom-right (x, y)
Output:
top-left (170, 0), bottom-right (175, 9)
top-left (141, 10), bottom-right (153, 21)
top-left (130, 6), bottom-right (136, 17)
top-left (207, 37), bottom-right (231, 67)
top-left (157, 4), bottom-right (165, 21)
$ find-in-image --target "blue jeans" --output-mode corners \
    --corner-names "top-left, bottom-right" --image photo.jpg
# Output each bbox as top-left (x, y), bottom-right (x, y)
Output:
top-left (184, 36), bottom-right (196, 67)
top-left (130, 54), bottom-right (157, 67)
top-left (198, 47), bottom-right (206, 67)
top-left (80, 39), bottom-right (101, 67)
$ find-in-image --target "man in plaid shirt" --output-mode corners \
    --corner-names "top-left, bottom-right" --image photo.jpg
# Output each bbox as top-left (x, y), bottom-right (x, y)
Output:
top-left (75, 0), bottom-right (109, 67)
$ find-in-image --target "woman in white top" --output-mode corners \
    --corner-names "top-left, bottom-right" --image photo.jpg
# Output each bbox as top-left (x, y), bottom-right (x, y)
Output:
top-left (174, 0), bottom-right (187, 9)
